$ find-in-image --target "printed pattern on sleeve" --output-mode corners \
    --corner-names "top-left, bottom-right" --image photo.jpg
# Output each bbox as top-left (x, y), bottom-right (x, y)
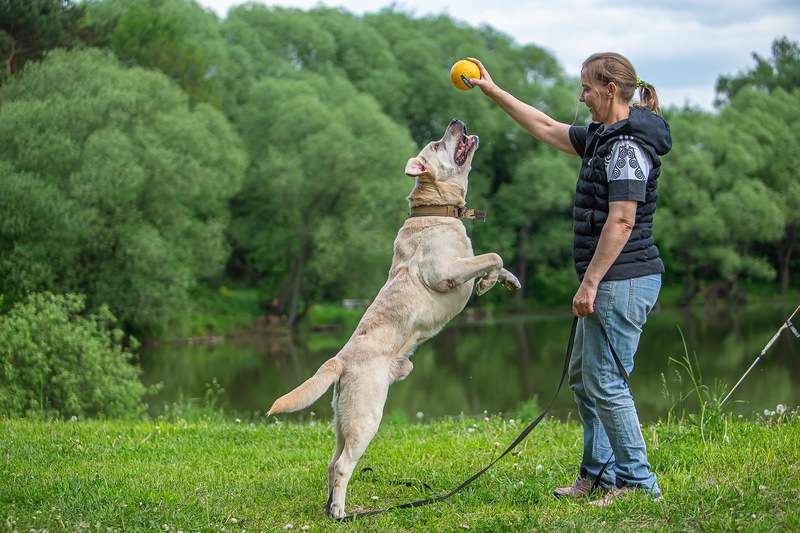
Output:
top-left (604, 136), bottom-right (652, 202)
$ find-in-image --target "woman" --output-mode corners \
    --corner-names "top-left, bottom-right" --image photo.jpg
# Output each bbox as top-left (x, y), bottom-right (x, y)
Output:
top-left (468, 52), bottom-right (671, 505)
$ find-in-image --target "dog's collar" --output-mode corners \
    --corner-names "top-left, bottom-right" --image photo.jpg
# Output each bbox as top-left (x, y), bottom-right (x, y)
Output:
top-left (408, 205), bottom-right (486, 222)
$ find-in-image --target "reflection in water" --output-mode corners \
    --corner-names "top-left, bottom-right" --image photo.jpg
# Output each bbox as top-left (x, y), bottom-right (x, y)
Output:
top-left (141, 302), bottom-right (799, 422)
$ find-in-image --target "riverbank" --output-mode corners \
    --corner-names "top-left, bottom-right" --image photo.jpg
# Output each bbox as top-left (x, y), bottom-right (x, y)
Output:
top-left (2, 415), bottom-right (798, 531)
top-left (165, 283), bottom-right (800, 342)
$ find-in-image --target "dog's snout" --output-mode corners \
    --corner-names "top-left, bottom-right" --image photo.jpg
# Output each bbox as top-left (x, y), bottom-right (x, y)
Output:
top-left (449, 118), bottom-right (465, 130)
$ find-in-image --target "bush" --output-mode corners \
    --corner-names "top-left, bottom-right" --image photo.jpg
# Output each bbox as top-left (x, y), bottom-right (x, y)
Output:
top-left (0, 292), bottom-right (149, 419)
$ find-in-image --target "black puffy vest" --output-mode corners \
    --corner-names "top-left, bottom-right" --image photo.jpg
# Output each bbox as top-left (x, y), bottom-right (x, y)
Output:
top-left (570, 107), bottom-right (672, 281)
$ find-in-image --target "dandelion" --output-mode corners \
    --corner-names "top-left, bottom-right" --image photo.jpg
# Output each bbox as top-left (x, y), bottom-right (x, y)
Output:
top-left (310, 411), bottom-right (316, 417)
top-left (483, 416), bottom-right (490, 422)
top-left (513, 463), bottom-right (520, 470)
top-left (459, 524), bottom-right (470, 530)
top-left (371, 495), bottom-right (379, 500)
top-left (759, 485), bottom-right (767, 490)
top-left (70, 415), bottom-right (78, 422)
top-left (235, 418), bottom-right (241, 423)
top-left (301, 526), bottom-right (310, 532)
top-left (535, 464), bottom-right (544, 474)
top-left (230, 518), bottom-right (238, 524)
top-left (284, 524), bottom-right (294, 530)
top-left (467, 427), bottom-right (476, 433)
top-left (416, 411), bottom-right (424, 419)
top-left (776, 404), bottom-right (786, 415)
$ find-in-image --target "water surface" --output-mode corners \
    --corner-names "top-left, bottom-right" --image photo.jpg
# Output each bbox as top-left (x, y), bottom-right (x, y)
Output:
top-left (141, 301), bottom-right (799, 422)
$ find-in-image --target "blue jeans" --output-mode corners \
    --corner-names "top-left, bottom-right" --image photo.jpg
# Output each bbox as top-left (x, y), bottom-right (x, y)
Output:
top-left (568, 273), bottom-right (661, 495)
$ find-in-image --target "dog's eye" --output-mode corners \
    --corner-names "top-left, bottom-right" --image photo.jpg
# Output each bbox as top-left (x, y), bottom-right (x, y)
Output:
top-left (433, 142), bottom-right (442, 150)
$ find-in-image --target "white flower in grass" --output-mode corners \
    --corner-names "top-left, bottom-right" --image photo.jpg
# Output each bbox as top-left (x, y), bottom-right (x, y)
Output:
top-left (284, 524), bottom-right (293, 530)
top-left (416, 411), bottom-right (424, 419)
top-left (371, 495), bottom-right (379, 500)
top-left (301, 526), bottom-right (310, 532)
top-left (763, 409), bottom-right (774, 417)
top-left (70, 416), bottom-right (78, 422)
top-left (535, 464), bottom-right (544, 474)
top-left (459, 523), bottom-right (470, 529)
top-left (235, 418), bottom-right (241, 423)
top-left (759, 485), bottom-right (767, 490)
top-left (776, 404), bottom-right (786, 415)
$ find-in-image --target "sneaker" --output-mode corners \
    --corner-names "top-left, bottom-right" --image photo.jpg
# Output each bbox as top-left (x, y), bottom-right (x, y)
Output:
top-left (589, 486), bottom-right (637, 507)
top-left (553, 476), bottom-right (608, 498)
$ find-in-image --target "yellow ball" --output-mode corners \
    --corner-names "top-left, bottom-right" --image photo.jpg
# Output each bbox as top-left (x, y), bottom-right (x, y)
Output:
top-left (450, 59), bottom-right (480, 91)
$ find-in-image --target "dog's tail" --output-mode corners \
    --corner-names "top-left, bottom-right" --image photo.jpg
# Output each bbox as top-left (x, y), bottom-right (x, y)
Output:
top-left (267, 357), bottom-right (342, 416)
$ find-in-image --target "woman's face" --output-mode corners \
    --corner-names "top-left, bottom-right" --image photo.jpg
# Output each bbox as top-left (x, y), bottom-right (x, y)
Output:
top-left (579, 69), bottom-right (611, 123)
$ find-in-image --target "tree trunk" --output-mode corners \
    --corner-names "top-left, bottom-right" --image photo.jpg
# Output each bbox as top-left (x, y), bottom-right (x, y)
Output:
top-left (287, 240), bottom-right (310, 326)
top-left (779, 224), bottom-right (796, 294)
top-left (515, 226), bottom-right (529, 301)
top-left (680, 257), bottom-right (697, 306)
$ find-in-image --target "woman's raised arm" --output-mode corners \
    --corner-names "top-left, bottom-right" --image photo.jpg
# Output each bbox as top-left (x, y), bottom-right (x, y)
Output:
top-left (467, 57), bottom-right (577, 156)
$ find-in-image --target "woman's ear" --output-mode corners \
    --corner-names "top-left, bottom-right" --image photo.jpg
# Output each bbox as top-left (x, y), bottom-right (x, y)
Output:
top-left (607, 81), bottom-right (617, 99)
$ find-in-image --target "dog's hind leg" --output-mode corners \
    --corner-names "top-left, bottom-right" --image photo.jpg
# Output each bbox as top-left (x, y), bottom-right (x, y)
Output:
top-left (326, 421), bottom-right (345, 515)
top-left (328, 380), bottom-right (387, 519)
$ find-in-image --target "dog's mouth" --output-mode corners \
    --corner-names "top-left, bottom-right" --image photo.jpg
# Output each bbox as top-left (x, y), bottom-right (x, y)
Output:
top-left (454, 133), bottom-right (479, 166)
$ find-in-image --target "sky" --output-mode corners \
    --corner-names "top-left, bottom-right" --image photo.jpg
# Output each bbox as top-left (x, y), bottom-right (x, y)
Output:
top-left (196, 0), bottom-right (800, 110)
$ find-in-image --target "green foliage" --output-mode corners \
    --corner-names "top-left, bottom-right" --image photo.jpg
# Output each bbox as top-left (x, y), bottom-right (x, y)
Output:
top-left (0, 0), bottom-right (86, 81)
top-left (0, 48), bottom-right (247, 335)
top-left (716, 36), bottom-right (800, 103)
top-left (85, 0), bottom-right (227, 107)
top-left (0, 292), bottom-right (148, 418)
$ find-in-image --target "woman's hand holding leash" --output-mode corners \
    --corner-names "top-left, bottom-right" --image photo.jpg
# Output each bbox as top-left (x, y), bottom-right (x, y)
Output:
top-left (572, 280), bottom-right (597, 317)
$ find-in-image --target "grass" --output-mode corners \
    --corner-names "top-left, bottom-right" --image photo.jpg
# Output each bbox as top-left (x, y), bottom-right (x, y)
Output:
top-left (167, 285), bottom-right (263, 340)
top-left (2, 413), bottom-right (798, 531)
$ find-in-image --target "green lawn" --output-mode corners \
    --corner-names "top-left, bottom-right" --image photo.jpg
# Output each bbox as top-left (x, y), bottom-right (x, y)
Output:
top-left (1, 415), bottom-right (798, 531)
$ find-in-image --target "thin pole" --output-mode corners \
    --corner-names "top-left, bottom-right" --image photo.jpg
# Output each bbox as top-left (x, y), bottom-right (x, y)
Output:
top-left (720, 303), bottom-right (800, 407)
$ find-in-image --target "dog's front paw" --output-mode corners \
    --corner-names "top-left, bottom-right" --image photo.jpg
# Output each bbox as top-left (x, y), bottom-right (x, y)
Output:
top-left (500, 270), bottom-right (521, 291)
top-left (476, 275), bottom-right (498, 295)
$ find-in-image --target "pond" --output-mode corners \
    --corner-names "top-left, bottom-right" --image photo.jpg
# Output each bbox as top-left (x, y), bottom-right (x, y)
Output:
top-left (140, 301), bottom-right (799, 422)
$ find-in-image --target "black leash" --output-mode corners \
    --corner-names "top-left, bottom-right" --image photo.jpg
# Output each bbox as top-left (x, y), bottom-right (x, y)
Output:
top-left (336, 315), bottom-right (630, 521)
top-left (335, 317), bottom-right (578, 521)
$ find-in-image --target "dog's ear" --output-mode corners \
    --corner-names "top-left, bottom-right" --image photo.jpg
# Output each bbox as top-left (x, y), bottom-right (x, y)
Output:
top-left (404, 157), bottom-right (428, 177)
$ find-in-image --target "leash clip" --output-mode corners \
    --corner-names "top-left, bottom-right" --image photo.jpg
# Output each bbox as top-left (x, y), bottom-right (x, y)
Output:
top-left (787, 319), bottom-right (800, 338)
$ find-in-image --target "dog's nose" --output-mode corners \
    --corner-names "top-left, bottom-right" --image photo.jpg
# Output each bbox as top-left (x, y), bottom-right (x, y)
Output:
top-left (450, 118), bottom-right (465, 128)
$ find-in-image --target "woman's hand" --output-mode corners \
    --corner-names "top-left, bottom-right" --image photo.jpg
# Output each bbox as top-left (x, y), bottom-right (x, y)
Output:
top-left (572, 280), bottom-right (597, 317)
top-left (466, 57), bottom-right (499, 96)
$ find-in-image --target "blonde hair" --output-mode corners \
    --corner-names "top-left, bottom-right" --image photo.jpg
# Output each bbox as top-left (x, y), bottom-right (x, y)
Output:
top-left (582, 52), bottom-right (660, 115)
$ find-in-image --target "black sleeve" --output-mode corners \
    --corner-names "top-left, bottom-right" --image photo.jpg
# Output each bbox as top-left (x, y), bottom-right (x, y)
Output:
top-left (568, 126), bottom-right (588, 156)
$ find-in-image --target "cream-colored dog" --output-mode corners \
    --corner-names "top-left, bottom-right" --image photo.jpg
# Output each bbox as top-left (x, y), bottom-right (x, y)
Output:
top-left (268, 119), bottom-right (521, 518)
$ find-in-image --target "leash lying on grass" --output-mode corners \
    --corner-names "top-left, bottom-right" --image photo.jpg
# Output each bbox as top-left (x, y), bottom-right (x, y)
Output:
top-left (337, 316), bottom-right (631, 521)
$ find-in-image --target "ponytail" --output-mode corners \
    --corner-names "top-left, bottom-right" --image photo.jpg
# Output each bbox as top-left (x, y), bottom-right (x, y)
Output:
top-left (636, 77), bottom-right (661, 116)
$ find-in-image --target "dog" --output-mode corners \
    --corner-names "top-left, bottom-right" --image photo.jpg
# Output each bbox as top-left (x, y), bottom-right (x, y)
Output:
top-left (268, 118), bottom-right (521, 518)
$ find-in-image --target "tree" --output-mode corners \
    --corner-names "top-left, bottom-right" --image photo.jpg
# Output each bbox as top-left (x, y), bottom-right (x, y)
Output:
top-left (0, 49), bottom-right (246, 334)
top-left (84, 0), bottom-right (228, 107)
top-left (229, 71), bottom-right (413, 325)
top-left (0, 0), bottom-right (85, 80)
top-left (716, 36), bottom-right (800, 103)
